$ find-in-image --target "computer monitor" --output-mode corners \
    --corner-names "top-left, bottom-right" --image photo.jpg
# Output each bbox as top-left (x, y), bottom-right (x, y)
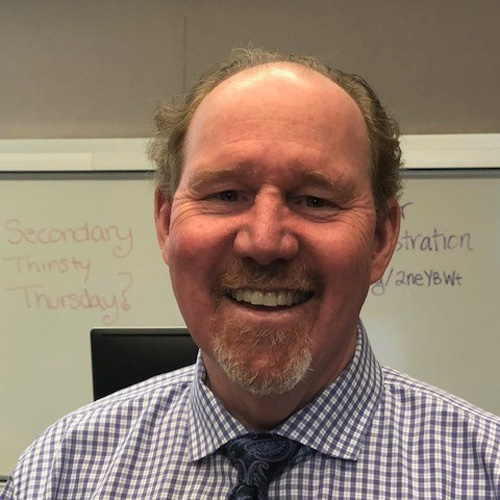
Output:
top-left (90, 327), bottom-right (198, 400)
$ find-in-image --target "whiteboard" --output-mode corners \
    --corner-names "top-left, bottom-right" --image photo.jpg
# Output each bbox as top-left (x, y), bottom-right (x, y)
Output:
top-left (1, 170), bottom-right (499, 475)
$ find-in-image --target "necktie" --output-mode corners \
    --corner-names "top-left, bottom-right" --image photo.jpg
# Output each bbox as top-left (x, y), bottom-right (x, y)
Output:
top-left (220, 433), bottom-right (307, 500)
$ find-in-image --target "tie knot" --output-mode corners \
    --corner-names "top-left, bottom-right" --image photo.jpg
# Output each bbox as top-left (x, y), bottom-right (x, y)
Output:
top-left (220, 433), bottom-right (306, 500)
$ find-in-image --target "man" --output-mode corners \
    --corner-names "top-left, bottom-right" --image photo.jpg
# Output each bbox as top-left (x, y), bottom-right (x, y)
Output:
top-left (2, 48), bottom-right (499, 499)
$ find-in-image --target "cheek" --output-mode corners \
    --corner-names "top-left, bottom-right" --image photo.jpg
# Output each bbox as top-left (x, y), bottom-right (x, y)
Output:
top-left (166, 219), bottom-right (235, 319)
top-left (168, 232), bottom-right (211, 302)
top-left (170, 201), bottom-right (241, 260)
top-left (168, 221), bottom-right (233, 276)
top-left (166, 227), bottom-right (231, 355)
top-left (168, 243), bottom-right (213, 344)
top-left (316, 223), bottom-right (376, 292)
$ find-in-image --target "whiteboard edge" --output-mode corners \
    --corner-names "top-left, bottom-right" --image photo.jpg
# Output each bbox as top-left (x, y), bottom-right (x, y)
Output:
top-left (0, 134), bottom-right (498, 171)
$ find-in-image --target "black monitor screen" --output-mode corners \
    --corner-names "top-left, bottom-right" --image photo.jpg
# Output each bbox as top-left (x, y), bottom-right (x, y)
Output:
top-left (90, 327), bottom-right (198, 400)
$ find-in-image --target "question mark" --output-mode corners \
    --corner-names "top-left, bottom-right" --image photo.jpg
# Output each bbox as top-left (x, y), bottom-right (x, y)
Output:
top-left (118, 271), bottom-right (133, 311)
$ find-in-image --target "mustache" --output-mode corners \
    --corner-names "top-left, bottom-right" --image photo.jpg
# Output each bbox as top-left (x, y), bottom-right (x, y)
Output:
top-left (214, 259), bottom-right (322, 292)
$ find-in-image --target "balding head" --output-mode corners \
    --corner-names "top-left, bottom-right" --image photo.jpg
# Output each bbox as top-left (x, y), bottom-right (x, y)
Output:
top-left (149, 47), bottom-right (402, 216)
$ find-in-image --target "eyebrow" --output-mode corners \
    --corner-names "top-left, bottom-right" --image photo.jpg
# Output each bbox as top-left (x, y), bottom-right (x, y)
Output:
top-left (188, 164), bottom-right (356, 197)
top-left (187, 168), bottom-right (245, 193)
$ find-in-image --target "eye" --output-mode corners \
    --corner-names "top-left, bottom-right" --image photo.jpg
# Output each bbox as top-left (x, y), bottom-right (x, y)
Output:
top-left (214, 190), bottom-right (239, 202)
top-left (294, 195), bottom-right (330, 208)
top-left (290, 194), bottom-right (340, 219)
top-left (305, 196), bottom-right (325, 208)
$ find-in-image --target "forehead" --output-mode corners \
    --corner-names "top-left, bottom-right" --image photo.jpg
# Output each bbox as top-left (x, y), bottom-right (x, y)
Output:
top-left (183, 63), bottom-right (371, 181)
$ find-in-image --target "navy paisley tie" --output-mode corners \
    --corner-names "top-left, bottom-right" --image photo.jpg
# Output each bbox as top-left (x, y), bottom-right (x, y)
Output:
top-left (220, 433), bottom-right (308, 500)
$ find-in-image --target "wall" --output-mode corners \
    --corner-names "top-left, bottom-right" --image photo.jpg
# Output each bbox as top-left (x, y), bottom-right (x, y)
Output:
top-left (1, 0), bottom-right (499, 139)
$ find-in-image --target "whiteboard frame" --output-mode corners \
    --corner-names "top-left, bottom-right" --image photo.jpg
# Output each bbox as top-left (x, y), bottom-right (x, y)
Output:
top-left (0, 134), bottom-right (499, 172)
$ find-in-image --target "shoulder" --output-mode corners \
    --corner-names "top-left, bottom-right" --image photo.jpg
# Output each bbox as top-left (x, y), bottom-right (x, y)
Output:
top-left (376, 367), bottom-right (500, 492)
top-left (380, 365), bottom-right (500, 445)
top-left (57, 363), bottom-right (196, 432)
top-left (6, 365), bottom-right (196, 499)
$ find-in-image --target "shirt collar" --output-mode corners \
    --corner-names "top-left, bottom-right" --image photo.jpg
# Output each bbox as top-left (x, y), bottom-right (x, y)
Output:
top-left (188, 355), bottom-right (247, 461)
top-left (275, 322), bottom-right (384, 460)
top-left (188, 321), bottom-right (383, 462)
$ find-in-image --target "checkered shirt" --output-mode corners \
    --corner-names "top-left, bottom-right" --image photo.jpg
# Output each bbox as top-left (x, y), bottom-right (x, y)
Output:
top-left (2, 323), bottom-right (499, 499)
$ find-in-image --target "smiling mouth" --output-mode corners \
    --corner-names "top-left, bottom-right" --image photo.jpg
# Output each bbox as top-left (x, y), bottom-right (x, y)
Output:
top-left (227, 288), bottom-right (314, 308)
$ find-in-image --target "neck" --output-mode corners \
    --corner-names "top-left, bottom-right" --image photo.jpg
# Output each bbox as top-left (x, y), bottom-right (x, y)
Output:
top-left (201, 339), bottom-right (356, 430)
top-left (208, 375), bottom-right (310, 431)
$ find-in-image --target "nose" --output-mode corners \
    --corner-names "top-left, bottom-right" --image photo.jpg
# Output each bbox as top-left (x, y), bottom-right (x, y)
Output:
top-left (233, 191), bottom-right (299, 265)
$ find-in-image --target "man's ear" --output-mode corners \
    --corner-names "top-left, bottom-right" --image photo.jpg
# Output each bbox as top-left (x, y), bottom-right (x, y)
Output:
top-left (370, 196), bottom-right (401, 283)
top-left (154, 187), bottom-right (172, 266)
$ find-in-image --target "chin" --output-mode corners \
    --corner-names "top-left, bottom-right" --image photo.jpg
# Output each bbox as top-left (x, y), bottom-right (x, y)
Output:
top-left (210, 319), bottom-right (313, 397)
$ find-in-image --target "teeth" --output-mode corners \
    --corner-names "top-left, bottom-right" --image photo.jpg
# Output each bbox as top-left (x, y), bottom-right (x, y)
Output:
top-left (252, 291), bottom-right (265, 305)
top-left (264, 292), bottom-right (278, 307)
top-left (277, 291), bottom-right (288, 306)
top-left (229, 289), bottom-right (309, 308)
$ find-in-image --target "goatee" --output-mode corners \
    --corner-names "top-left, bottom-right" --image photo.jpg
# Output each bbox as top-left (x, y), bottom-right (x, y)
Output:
top-left (210, 259), bottom-right (321, 396)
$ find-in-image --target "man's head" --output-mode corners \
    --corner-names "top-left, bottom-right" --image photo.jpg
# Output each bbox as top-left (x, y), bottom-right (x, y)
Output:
top-left (149, 47), bottom-right (402, 218)
top-left (153, 49), bottom-right (401, 402)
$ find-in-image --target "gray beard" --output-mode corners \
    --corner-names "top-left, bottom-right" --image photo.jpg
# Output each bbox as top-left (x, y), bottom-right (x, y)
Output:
top-left (211, 319), bottom-right (312, 397)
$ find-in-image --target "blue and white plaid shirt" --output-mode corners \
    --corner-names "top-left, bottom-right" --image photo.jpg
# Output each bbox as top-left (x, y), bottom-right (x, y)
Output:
top-left (2, 323), bottom-right (499, 499)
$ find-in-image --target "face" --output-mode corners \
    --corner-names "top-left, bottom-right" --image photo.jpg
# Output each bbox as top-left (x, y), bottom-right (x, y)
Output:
top-left (155, 64), bottom-right (399, 399)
